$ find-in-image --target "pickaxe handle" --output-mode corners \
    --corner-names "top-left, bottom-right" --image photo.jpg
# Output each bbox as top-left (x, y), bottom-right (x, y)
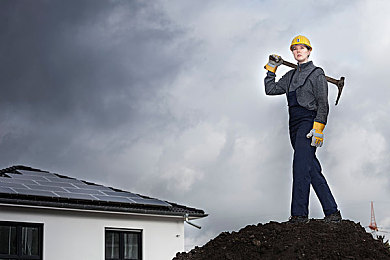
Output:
top-left (280, 59), bottom-right (345, 105)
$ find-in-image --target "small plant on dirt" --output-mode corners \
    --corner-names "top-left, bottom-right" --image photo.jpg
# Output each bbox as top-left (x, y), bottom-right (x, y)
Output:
top-left (376, 235), bottom-right (390, 251)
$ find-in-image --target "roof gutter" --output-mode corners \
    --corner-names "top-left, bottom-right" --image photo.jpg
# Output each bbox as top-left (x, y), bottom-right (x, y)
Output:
top-left (184, 213), bottom-right (202, 229)
top-left (0, 198), bottom-right (208, 219)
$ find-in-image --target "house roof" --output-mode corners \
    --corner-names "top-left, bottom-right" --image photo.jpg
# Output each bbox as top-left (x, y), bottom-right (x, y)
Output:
top-left (0, 165), bottom-right (207, 218)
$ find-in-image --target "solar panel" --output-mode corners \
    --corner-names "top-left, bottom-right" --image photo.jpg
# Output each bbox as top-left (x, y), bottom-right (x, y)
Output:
top-left (7, 174), bottom-right (50, 182)
top-left (0, 168), bottom-right (172, 208)
top-left (43, 176), bottom-right (83, 183)
top-left (93, 195), bottom-right (136, 204)
top-left (70, 183), bottom-right (113, 192)
top-left (13, 188), bottom-right (58, 198)
top-left (32, 181), bottom-right (78, 188)
top-left (0, 178), bottom-right (38, 185)
top-left (24, 184), bottom-right (68, 192)
top-left (132, 198), bottom-right (172, 207)
top-left (63, 187), bottom-right (106, 195)
top-left (100, 191), bottom-right (139, 198)
top-left (17, 170), bottom-right (52, 177)
top-left (54, 192), bottom-right (97, 201)
top-left (0, 187), bottom-right (17, 194)
top-left (54, 178), bottom-right (86, 185)
top-left (0, 182), bottom-right (28, 189)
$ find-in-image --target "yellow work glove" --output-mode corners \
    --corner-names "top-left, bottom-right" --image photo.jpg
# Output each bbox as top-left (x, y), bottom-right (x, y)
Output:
top-left (264, 54), bottom-right (283, 73)
top-left (306, 122), bottom-right (325, 147)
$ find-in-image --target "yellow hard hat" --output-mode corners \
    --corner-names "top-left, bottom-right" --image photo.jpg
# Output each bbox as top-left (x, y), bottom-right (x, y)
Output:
top-left (290, 35), bottom-right (312, 51)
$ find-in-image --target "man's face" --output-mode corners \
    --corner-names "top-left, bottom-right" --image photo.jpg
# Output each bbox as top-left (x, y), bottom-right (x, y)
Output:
top-left (292, 44), bottom-right (311, 64)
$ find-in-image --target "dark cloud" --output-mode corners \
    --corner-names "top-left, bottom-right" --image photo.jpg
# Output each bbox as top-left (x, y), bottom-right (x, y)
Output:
top-left (0, 0), bottom-right (193, 173)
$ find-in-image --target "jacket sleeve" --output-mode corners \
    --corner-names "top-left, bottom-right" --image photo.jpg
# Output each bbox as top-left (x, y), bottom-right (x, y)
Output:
top-left (264, 71), bottom-right (290, 95)
top-left (313, 71), bottom-right (329, 125)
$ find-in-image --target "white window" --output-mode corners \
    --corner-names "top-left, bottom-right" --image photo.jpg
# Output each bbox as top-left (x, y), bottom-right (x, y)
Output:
top-left (0, 221), bottom-right (43, 260)
top-left (105, 228), bottom-right (142, 260)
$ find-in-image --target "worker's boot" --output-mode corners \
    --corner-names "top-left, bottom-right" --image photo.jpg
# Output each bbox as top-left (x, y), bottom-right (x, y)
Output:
top-left (288, 216), bottom-right (309, 224)
top-left (323, 210), bottom-right (342, 223)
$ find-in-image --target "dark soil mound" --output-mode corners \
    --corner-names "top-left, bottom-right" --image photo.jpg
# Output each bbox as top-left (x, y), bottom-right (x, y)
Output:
top-left (174, 220), bottom-right (390, 260)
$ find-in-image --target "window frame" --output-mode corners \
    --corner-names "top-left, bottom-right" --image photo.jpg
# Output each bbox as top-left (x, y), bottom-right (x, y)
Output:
top-left (105, 228), bottom-right (142, 260)
top-left (0, 221), bottom-right (43, 260)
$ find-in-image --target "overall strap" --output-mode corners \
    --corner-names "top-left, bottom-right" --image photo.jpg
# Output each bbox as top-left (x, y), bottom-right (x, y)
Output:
top-left (288, 66), bottom-right (321, 93)
top-left (302, 67), bottom-right (321, 87)
top-left (287, 69), bottom-right (297, 93)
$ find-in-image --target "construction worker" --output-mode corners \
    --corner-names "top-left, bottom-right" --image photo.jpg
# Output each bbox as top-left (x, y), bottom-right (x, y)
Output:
top-left (264, 35), bottom-right (341, 223)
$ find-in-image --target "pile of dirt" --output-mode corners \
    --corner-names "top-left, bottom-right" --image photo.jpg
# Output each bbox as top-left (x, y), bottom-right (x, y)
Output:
top-left (174, 220), bottom-right (390, 260)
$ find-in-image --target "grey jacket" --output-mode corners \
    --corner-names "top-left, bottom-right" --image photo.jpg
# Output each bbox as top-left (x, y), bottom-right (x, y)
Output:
top-left (264, 61), bottom-right (329, 125)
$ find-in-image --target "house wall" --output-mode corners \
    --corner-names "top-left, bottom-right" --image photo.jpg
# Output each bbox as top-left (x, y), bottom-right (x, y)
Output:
top-left (0, 204), bottom-right (184, 260)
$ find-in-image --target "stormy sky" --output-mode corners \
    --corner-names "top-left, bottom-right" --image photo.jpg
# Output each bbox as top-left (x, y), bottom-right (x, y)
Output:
top-left (1, 0), bottom-right (390, 250)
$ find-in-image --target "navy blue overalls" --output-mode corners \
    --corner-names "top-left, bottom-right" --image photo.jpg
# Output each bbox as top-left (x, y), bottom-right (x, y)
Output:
top-left (287, 69), bottom-right (338, 217)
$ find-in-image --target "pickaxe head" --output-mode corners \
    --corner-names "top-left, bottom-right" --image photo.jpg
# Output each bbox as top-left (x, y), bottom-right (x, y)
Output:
top-left (335, 77), bottom-right (345, 106)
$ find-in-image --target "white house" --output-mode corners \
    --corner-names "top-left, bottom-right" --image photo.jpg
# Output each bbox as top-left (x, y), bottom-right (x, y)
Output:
top-left (0, 165), bottom-right (207, 260)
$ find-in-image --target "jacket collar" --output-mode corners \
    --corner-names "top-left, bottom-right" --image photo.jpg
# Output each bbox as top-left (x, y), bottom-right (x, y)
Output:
top-left (297, 61), bottom-right (314, 71)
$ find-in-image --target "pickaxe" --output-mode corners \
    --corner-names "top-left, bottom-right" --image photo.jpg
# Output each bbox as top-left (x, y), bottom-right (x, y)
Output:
top-left (268, 56), bottom-right (345, 105)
